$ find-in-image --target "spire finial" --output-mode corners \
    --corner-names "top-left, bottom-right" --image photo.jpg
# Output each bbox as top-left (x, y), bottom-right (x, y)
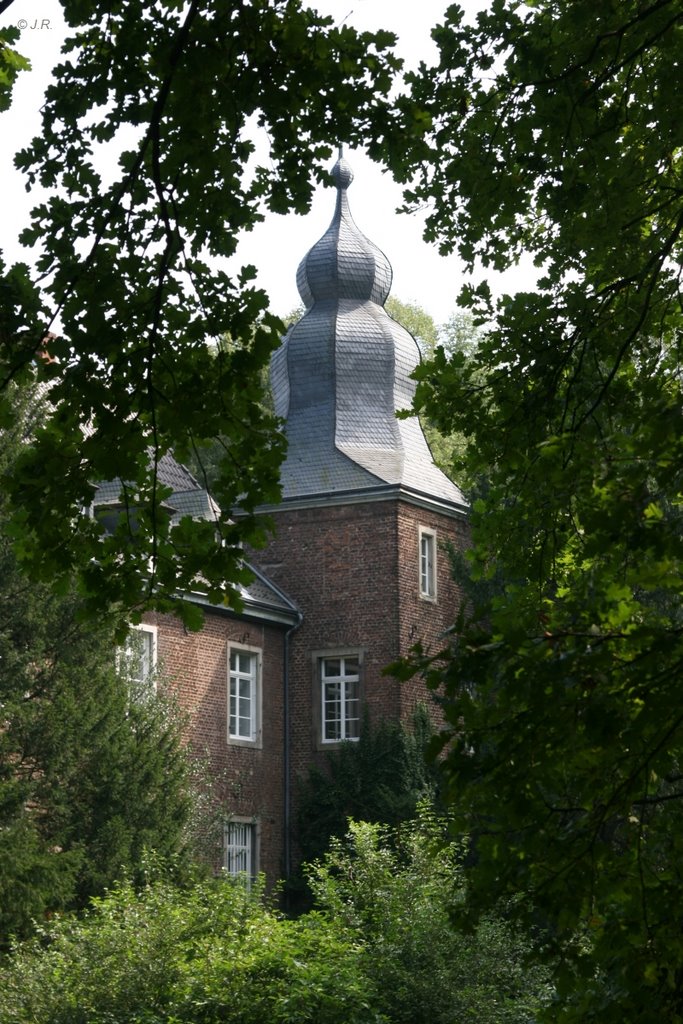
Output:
top-left (332, 148), bottom-right (354, 191)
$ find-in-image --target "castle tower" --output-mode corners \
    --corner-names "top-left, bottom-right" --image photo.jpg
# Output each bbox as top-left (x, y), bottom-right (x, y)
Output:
top-left (253, 153), bottom-right (469, 871)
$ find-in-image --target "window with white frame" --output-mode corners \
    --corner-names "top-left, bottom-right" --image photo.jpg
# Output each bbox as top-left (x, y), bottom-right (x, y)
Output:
top-left (418, 527), bottom-right (437, 601)
top-left (320, 655), bottom-right (360, 743)
top-left (228, 646), bottom-right (261, 745)
top-left (224, 819), bottom-right (257, 882)
top-left (118, 624), bottom-right (157, 688)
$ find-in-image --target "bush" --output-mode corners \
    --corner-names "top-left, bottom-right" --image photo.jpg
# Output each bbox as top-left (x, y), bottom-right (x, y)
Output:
top-left (297, 706), bottom-right (439, 867)
top-left (0, 877), bottom-right (384, 1024)
top-left (307, 808), bottom-right (552, 1024)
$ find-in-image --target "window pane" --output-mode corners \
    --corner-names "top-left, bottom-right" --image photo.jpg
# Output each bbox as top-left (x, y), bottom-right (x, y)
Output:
top-left (343, 657), bottom-right (359, 677)
top-left (140, 631), bottom-right (153, 680)
top-left (345, 714), bottom-right (360, 740)
top-left (324, 681), bottom-right (341, 713)
top-left (420, 532), bottom-right (435, 597)
top-left (229, 650), bottom-right (258, 741)
top-left (120, 628), bottom-right (155, 686)
top-left (321, 661), bottom-right (361, 742)
top-left (323, 680), bottom-right (341, 740)
top-left (325, 718), bottom-right (341, 741)
top-left (344, 679), bottom-right (360, 739)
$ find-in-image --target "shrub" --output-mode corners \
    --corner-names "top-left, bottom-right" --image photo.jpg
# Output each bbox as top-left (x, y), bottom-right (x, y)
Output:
top-left (0, 877), bottom-right (384, 1024)
top-left (307, 809), bottom-right (552, 1024)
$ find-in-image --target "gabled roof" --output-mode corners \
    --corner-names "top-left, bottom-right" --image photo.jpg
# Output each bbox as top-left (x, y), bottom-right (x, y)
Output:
top-left (30, 334), bottom-right (298, 627)
top-left (92, 452), bottom-right (221, 527)
top-left (271, 154), bottom-right (467, 513)
top-left (92, 452), bottom-right (298, 624)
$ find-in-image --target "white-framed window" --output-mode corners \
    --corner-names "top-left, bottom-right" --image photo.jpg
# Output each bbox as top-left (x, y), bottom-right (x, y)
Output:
top-left (224, 819), bottom-right (258, 883)
top-left (418, 526), bottom-right (437, 601)
top-left (320, 655), bottom-right (361, 743)
top-left (228, 645), bottom-right (261, 746)
top-left (118, 624), bottom-right (157, 689)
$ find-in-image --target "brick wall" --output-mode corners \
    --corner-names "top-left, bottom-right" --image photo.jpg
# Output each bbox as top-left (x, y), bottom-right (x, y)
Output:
top-left (252, 494), bottom-right (469, 852)
top-left (395, 503), bottom-right (469, 722)
top-left (142, 495), bottom-right (469, 885)
top-left (255, 501), bottom-right (401, 779)
top-left (142, 609), bottom-right (288, 884)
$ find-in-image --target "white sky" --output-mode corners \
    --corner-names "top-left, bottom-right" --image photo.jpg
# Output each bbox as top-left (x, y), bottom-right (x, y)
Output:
top-left (0, 0), bottom-right (532, 325)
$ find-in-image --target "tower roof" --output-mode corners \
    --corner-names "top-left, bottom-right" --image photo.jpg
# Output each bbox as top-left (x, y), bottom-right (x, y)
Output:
top-left (271, 153), bottom-right (466, 511)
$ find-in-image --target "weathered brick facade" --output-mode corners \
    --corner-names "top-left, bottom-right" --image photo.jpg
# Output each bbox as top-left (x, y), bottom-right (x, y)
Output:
top-left (395, 501), bottom-right (469, 718)
top-left (251, 492), bottom-right (469, 871)
top-left (254, 495), bottom-right (468, 762)
top-left (143, 607), bottom-right (292, 883)
top-left (142, 489), bottom-right (468, 887)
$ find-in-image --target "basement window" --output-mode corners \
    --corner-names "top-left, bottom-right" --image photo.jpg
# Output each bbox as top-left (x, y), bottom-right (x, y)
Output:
top-left (224, 819), bottom-right (258, 884)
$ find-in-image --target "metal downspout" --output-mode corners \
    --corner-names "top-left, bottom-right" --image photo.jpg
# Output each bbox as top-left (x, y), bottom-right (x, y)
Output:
top-left (283, 609), bottom-right (303, 884)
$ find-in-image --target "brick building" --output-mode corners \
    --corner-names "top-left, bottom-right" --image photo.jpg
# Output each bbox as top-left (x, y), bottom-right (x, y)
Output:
top-left (117, 154), bottom-right (468, 884)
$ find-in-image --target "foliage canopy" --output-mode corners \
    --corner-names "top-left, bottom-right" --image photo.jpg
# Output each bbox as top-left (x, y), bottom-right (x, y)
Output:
top-left (308, 814), bottom-right (551, 1024)
top-left (0, 877), bottom-right (377, 1024)
top-left (386, 297), bottom-right (484, 488)
top-left (384, 2), bottom-right (683, 1019)
top-left (296, 708), bottom-right (439, 870)
top-left (0, 1), bottom-right (400, 624)
top-left (0, 386), bottom-right (193, 947)
top-left (0, 813), bottom-right (549, 1024)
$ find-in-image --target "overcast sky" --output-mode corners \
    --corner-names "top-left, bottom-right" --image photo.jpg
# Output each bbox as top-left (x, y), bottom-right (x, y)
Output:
top-left (0, 0), bottom-right (532, 325)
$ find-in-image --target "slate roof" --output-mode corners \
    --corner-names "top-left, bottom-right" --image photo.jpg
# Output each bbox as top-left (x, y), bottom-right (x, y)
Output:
top-left (92, 452), bottom-right (296, 622)
top-left (92, 452), bottom-right (222, 527)
top-left (235, 564), bottom-right (299, 622)
top-left (31, 344), bottom-right (296, 623)
top-left (271, 154), bottom-right (467, 510)
top-left (155, 451), bottom-right (203, 494)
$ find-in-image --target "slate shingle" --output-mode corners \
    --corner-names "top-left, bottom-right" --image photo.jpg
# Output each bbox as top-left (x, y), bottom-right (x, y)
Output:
top-left (272, 154), bottom-right (467, 510)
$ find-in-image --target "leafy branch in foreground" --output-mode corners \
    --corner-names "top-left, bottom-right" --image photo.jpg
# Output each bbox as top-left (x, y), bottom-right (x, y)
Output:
top-left (1, 0), bottom-right (400, 623)
top-left (382, 2), bottom-right (683, 1020)
top-left (386, 296), bottom-right (485, 490)
top-left (0, 25), bottom-right (28, 113)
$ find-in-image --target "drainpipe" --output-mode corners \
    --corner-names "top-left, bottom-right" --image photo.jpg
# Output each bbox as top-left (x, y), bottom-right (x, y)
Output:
top-left (283, 608), bottom-right (303, 885)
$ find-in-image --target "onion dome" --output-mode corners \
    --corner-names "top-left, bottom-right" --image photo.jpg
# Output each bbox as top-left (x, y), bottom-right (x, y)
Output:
top-left (296, 155), bottom-right (392, 308)
top-left (271, 153), bottom-right (466, 509)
